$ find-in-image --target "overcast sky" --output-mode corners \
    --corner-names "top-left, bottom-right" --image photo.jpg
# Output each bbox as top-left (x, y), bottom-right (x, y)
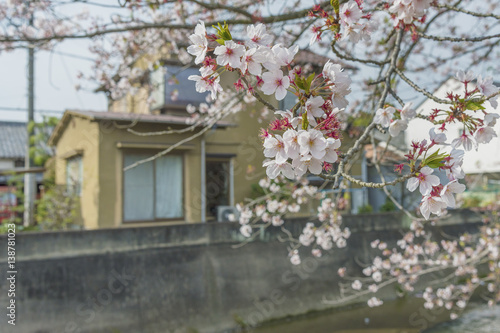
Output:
top-left (0, 2), bottom-right (114, 123)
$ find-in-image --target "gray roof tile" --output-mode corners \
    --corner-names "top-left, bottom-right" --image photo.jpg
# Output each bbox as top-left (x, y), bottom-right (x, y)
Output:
top-left (0, 121), bottom-right (26, 159)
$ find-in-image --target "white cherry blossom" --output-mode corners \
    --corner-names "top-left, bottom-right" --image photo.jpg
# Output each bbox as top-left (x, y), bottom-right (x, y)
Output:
top-left (389, 119), bottom-right (408, 137)
top-left (263, 159), bottom-right (295, 179)
top-left (400, 103), bottom-right (416, 121)
top-left (440, 180), bottom-right (466, 207)
top-left (187, 23), bottom-right (207, 64)
top-left (451, 132), bottom-right (477, 151)
top-left (484, 113), bottom-right (499, 126)
top-left (406, 166), bottom-right (440, 196)
top-left (271, 44), bottom-right (299, 67)
top-left (263, 135), bottom-right (287, 162)
top-left (240, 225), bottom-right (252, 238)
top-left (213, 40), bottom-right (245, 68)
top-left (292, 155), bottom-right (323, 176)
top-left (240, 48), bottom-right (267, 76)
top-left (420, 195), bottom-right (447, 220)
top-left (474, 126), bottom-right (497, 144)
top-left (340, 1), bottom-right (362, 26)
top-left (352, 280), bottom-right (362, 290)
top-left (373, 106), bottom-right (395, 127)
top-left (261, 70), bottom-right (290, 101)
top-left (429, 128), bottom-right (447, 144)
top-left (298, 129), bottom-right (327, 159)
top-left (324, 138), bottom-right (341, 163)
top-left (246, 23), bottom-right (273, 47)
top-left (283, 129), bottom-right (301, 159)
top-left (456, 70), bottom-right (476, 83)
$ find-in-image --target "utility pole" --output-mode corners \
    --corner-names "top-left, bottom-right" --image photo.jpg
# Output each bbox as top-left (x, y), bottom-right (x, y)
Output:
top-left (24, 13), bottom-right (36, 227)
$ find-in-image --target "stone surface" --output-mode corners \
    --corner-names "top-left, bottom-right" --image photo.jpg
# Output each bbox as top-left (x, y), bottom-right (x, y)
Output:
top-left (0, 210), bottom-right (482, 332)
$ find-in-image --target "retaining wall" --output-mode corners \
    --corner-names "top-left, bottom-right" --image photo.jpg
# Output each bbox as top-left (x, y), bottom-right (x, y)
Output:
top-left (0, 210), bottom-right (483, 333)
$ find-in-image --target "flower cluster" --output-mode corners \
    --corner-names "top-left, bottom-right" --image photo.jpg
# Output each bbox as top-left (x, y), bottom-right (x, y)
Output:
top-left (401, 127), bottom-right (467, 219)
top-left (389, 0), bottom-right (433, 27)
top-left (186, 21), bottom-right (356, 181)
top-left (342, 215), bottom-right (500, 316)
top-left (187, 21), bottom-right (302, 102)
top-left (236, 176), bottom-right (320, 240)
top-left (389, 71), bottom-right (500, 220)
top-left (308, 0), bottom-right (373, 45)
top-left (373, 103), bottom-right (416, 137)
top-left (235, 176), bottom-right (349, 265)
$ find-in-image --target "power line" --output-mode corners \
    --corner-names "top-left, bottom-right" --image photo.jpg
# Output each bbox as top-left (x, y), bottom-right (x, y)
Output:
top-left (51, 50), bottom-right (95, 62)
top-left (0, 106), bottom-right (65, 114)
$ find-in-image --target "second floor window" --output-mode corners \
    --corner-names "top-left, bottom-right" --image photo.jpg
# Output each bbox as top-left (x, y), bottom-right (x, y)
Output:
top-left (150, 65), bottom-right (209, 110)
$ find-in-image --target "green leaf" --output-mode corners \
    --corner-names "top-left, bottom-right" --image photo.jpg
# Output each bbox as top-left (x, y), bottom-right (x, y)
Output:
top-left (213, 22), bottom-right (232, 43)
top-left (302, 112), bottom-right (309, 130)
top-left (306, 73), bottom-right (315, 86)
top-left (422, 149), bottom-right (448, 168)
top-left (465, 100), bottom-right (485, 111)
top-left (331, 0), bottom-right (340, 15)
top-left (294, 74), bottom-right (306, 90)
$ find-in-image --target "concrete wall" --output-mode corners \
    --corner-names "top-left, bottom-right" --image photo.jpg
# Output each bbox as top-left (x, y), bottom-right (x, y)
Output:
top-left (0, 210), bottom-right (482, 333)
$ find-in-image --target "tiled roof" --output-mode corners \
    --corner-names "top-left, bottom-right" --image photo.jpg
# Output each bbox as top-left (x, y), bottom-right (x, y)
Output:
top-left (48, 110), bottom-right (236, 146)
top-left (0, 121), bottom-right (26, 159)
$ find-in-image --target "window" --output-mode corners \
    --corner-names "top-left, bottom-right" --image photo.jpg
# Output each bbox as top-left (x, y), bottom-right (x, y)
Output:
top-left (206, 159), bottom-right (231, 217)
top-left (66, 155), bottom-right (83, 196)
top-left (150, 65), bottom-right (209, 110)
top-left (279, 91), bottom-right (298, 110)
top-left (123, 153), bottom-right (183, 222)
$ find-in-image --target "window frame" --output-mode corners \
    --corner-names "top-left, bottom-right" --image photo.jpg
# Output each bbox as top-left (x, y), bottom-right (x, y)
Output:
top-left (150, 63), bottom-right (210, 111)
top-left (66, 155), bottom-right (83, 196)
top-left (121, 150), bottom-right (185, 223)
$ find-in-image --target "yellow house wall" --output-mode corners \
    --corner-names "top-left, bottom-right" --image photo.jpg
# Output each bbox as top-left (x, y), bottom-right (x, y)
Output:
top-left (53, 117), bottom-right (100, 229)
top-left (96, 121), bottom-right (208, 227)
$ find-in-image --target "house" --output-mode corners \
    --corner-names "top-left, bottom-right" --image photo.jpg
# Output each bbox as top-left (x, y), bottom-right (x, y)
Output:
top-left (0, 121), bottom-right (26, 170)
top-left (48, 106), bottom-right (268, 229)
top-left (0, 121), bottom-right (45, 222)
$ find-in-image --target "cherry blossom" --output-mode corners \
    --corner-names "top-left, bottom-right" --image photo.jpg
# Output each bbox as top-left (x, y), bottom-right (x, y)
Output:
top-left (352, 280), bottom-right (362, 290)
top-left (474, 126), bottom-right (497, 144)
top-left (283, 129), bottom-right (301, 159)
top-left (373, 106), bottom-right (395, 127)
top-left (440, 180), bottom-right (466, 207)
top-left (240, 48), bottom-right (267, 76)
top-left (214, 40), bottom-right (245, 68)
top-left (246, 23), bottom-right (273, 48)
top-left (340, 1), bottom-right (363, 26)
top-left (400, 103), bottom-right (416, 121)
top-left (261, 70), bottom-right (290, 101)
top-left (186, 22), bottom-right (207, 64)
top-left (263, 135), bottom-right (287, 162)
top-left (406, 166), bottom-right (440, 196)
top-left (298, 129), bottom-right (327, 159)
top-left (429, 128), bottom-right (447, 145)
top-left (451, 132), bottom-right (478, 151)
top-left (388, 119), bottom-right (408, 137)
top-left (420, 195), bottom-right (447, 220)
top-left (456, 70), bottom-right (476, 83)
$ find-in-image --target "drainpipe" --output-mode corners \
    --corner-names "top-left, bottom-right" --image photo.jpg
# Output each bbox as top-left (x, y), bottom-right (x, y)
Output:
top-left (229, 158), bottom-right (235, 207)
top-left (201, 137), bottom-right (206, 223)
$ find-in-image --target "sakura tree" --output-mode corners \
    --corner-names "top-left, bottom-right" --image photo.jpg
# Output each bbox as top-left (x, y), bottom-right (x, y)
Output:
top-left (2, 0), bottom-right (500, 321)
